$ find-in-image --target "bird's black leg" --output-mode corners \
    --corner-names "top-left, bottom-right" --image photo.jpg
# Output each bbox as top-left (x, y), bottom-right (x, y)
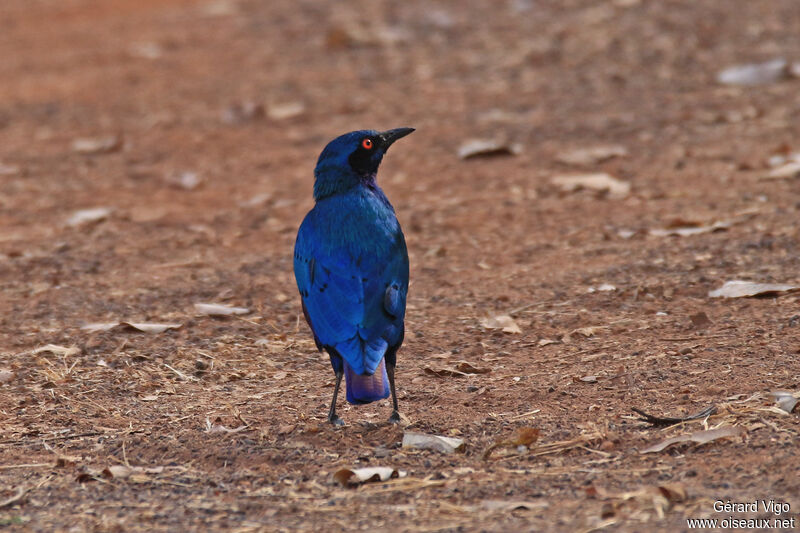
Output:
top-left (387, 363), bottom-right (401, 423)
top-left (328, 370), bottom-right (345, 426)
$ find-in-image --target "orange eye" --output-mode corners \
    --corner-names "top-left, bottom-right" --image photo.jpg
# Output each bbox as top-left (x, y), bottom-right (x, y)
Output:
top-left (361, 138), bottom-right (373, 150)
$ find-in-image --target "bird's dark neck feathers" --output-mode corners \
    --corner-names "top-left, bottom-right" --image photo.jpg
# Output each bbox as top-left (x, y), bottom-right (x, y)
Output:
top-left (313, 165), bottom-right (377, 201)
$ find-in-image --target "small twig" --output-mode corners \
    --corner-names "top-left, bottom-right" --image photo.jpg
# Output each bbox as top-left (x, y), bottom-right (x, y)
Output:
top-left (632, 405), bottom-right (717, 427)
top-left (164, 363), bottom-right (197, 382)
top-left (0, 487), bottom-right (27, 509)
top-left (0, 463), bottom-right (51, 470)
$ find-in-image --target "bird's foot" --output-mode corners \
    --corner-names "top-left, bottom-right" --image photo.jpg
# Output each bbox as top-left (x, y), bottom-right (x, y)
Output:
top-left (388, 410), bottom-right (401, 424)
top-left (329, 414), bottom-right (345, 427)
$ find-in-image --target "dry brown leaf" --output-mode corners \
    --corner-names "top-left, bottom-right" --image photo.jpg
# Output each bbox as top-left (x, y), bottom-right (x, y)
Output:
top-left (770, 390), bottom-right (799, 414)
top-left (690, 312), bottom-right (712, 328)
top-left (717, 58), bottom-right (788, 86)
top-left (0, 487), bottom-right (27, 509)
top-left (483, 427), bottom-right (540, 459)
top-left (205, 417), bottom-right (248, 434)
top-left (81, 322), bottom-right (182, 333)
top-left (67, 207), bottom-right (112, 227)
top-left (71, 135), bottom-right (122, 154)
top-left (458, 139), bottom-right (521, 159)
top-left (424, 361), bottom-right (490, 378)
top-left (221, 101), bottom-right (265, 124)
top-left (0, 369), bottom-right (14, 384)
top-left (481, 315), bottom-right (521, 334)
top-left (640, 426), bottom-right (743, 453)
top-left (0, 163), bottom-right (21, 176)
top-left (551, 173), bottom-right (630, 199)
top-left (32, 344), bottom-right (80, 357)
top-left (267, 102), bottom-right (306, 120)
top-left (761, 161), bottom-right (800, 180)
top-left (194, 303), bottom-right (250, 316)
top-left (481, 500), bottom-right (549, 511)
top-left (556, 145), bottom-right (627, 166)
top-left (333, 467), bottom-right (406, 487)
top-left (649, 220), bottom-right (732, 237)
top-left (102, 465), bottom-right (165, 480)
top-left (589, 483), bottom-right (687, 519)
top-left (402, 432), bottom-right (465, 454)
top-left (454, 361), bottom-right (491, 374)
top-left (168, 171), bottom-right (202, 190)
top-left (708, 280), bottom-right (799, 298)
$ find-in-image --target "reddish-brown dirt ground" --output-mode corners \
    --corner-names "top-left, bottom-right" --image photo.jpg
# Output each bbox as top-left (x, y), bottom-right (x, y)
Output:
top-left (1, 1), bottom-right (800, 531)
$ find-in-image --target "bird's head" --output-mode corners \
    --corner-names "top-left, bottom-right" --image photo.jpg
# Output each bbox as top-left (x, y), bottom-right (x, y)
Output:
top-left (313, 127), bottom-right (414, 200)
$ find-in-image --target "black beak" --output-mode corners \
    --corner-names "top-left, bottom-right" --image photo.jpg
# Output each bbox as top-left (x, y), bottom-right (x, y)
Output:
top-left (378, 127), bottom-right (415, 150)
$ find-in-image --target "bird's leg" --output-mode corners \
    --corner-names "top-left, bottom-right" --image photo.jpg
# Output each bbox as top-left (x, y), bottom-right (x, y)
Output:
top-left (387, 363), bottom-right (401, 423)
top-left (328, 370), bottom-right (345, 426)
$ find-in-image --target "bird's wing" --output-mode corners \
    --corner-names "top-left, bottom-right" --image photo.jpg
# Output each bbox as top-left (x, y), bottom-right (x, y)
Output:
top-left (294, 223), bottom-right (364, 347)
top-left (294, 213), bottom-right (408, 375)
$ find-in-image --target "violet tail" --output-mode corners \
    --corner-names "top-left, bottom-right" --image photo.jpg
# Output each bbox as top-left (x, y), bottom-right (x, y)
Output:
top-left (344, 359), bottom-right (390, 404)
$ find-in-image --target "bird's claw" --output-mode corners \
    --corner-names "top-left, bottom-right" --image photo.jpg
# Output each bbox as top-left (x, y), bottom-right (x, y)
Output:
top-left (388, 411), bottom-right (401, 424)
top-left (329, 415), bottom-right (345, 427)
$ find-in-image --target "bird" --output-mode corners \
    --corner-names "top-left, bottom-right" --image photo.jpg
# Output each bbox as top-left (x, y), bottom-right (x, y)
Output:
top-left (293, 128), bottom-right (413, 426)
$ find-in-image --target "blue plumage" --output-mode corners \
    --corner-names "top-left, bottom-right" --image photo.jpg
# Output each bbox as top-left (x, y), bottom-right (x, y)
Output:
top-left (293, 128), bottom-right (413, 425)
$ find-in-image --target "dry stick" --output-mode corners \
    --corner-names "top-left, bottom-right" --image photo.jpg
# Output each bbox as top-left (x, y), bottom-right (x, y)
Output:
top-left (0, 487), bottom-right (27, 509)
top-left (0, 463), bottom-right (51, 470)
top-left (0, 428), bottom-right (145, 447)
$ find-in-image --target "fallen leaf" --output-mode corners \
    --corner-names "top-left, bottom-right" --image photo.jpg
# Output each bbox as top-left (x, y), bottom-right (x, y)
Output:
top-left (578, 375), bottom-right (597, 383)
top-left (454, 361), bottom-right (491, 374)
top-left (277, 424), bottom-right (296, 435)
top-left (202, 0), bottom-right (237, 17)
top-left (67, 207), bottom-right (112, 227)
top-left (168, 171), bottom-right (202, 190)
top-left (81, 322), bottom-right (120, 333)
top-left (551, 173), bottom-right (630, 199)
top-left (689, 312), bottom-right (712, 328)
top-left (708, 280), bottom-right (799, 298)
top-left (481, 500), bottom-right (549, 511)
top-left (423, 362), bottom-right (490, 378)
top-left (267, 102), bottom-right (306, 120)
top-left (72, 136), bottom-right (122, 154)
top-left (402, 432), bottom-right (465, 454)
top-left (194, 303), bottom-right (250, 316)
top-left (649, 220), bottom-right (732, 237)
top-left (0, 163), bottom-right (21, 176)
top-left (0, 487), bottom-right (27, 509)
top-left (81, 322), bottom-right (182, 333)
top-left (587, 284), bottom-right (616, 293)
top-left (481, 315), bottom-right (521, 334)
top-left (717, 58), bottom-right (788, 86)
top-left (770, 391), bottom-right (799, 414)
top-left (632, 406), bottom-right (717, 427)
top-left (205, 417), bottom-right (248, 434)
top-left (761, 161), bottom-right (800, 180)
top-left (538, 338), bottom-right (559, 346)
top-left (221, 101), bottom-right (265, 125)
top-left (333, 467), bottom-right (406, 487)
top-left (102, 465), bottom-right (165, 480)
top-left (0, 369), bottom-right (14, 384)
top-left (32, 344), bottom-right (80, 357)
top-left (483, 427), bottom-right (540, 459)
top-left (129, 42), bottom-right (163, 59)
top-left (640, 426), bottom-right (743, 453)
top-left (589, 483), bottom-right (686, 519)
top-left (556, 145), bottom-right (627, 166)
top-left (458, 139), bottom-right (521, 159)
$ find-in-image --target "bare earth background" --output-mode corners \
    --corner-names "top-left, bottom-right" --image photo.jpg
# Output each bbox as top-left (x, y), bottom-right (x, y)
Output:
top-left (1, 0), bottom-right (800, 531)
